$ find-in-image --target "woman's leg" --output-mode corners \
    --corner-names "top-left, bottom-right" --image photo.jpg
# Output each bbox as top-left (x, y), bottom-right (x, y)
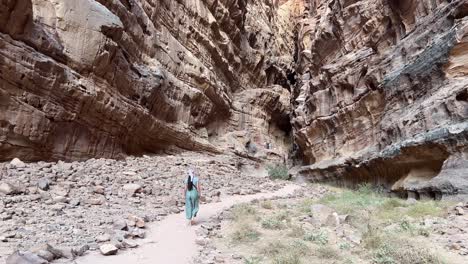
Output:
top-left (185, 191), bottom-right (192, 222)
top-left (192, 191), bottom-right (199, 219)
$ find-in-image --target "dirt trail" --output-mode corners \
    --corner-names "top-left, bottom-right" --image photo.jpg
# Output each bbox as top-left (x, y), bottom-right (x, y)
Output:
top-left (75, 184), bottom-right (300, 264)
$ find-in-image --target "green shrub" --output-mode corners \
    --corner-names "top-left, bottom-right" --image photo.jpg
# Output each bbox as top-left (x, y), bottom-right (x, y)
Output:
top-left (266, 164), bottom-right (290, 180)
top-left (261, 200), bottom-right (274, 209)
top-left (244, 256), bottom-right (262, 264)
top-left (261, 218), bottom-right (285, 230)
top-left (304, 230), bottom-right (328, 245)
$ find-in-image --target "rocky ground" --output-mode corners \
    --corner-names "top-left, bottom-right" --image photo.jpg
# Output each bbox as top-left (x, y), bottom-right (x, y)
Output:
top-left (194, 185), bottom-right (468, 264)
top-left (0, 153), bottom-right (286, 263)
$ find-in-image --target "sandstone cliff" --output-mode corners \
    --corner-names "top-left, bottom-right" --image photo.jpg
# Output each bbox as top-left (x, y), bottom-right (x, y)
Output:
top-left (0, 0), bottom-right (299, 161)
top-left (293, 0), bottom-right (468, 198)
top-left (1, 0), bottom-right (468, 197)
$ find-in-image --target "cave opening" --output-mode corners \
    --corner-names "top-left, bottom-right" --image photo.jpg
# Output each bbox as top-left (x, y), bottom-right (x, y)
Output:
top-left (265, 66), bottom-right (297, 92)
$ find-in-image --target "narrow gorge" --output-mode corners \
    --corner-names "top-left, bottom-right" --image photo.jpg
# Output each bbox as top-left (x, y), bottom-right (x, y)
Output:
top-left (2, 0), bottom-right (467, 198)
top-left (1, 1), bottom-right (468, 263)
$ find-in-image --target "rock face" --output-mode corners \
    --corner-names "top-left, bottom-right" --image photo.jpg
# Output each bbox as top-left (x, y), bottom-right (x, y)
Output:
top-left (0, 0), bottom-right (299, 161)
top-left (1, 0), bottom-right (468, 196)
top-left (293, 0), bottom-right (468, 197)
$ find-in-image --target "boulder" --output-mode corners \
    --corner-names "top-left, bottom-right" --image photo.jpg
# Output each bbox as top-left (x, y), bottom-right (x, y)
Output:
top-left (6, 251), bottom-right (48, 264)
top-left (310, 204), bottom-right (336, 226)
top-left (0, 182), bottom-right (23, 195)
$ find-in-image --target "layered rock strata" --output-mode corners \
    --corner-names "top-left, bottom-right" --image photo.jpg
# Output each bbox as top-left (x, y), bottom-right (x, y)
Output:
top-left (293, 0), bottom-right (468, 198)
top-left (0, 0), bottom-right (300, 161)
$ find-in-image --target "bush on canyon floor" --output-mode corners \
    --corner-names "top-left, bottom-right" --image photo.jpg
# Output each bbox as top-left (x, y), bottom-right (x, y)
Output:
top-left (320, 184), bottom-right (450, 225)
top-left (231, 223), bottom-right (261, 244)
top-left (266, 164), bottom-right (290, 180)
top-left (231, 203), bottom-right (258, 222)
top-left (262, 240), bottom-right (308, 264)
top-left (316, 245), bottom-right (341, 260)
top-left (303, 229), bottom-right (328, 245)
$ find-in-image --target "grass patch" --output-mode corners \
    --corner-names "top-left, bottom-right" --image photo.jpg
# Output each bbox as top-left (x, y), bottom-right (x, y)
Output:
top-left (244, 256), bottom-right (262, 264)
top-left (231, 203), bottom-right (258, 222)
top-left (266, 164), bottom-right (290, 180)
top-left (406, 201), bottom-right (448, 218)
top-left (288, 225), bottom-right (305, 238)
top-left (261, 218), bottom-right (285, 230)
top-left (304, 229), bottom-right (328, 245)
top-left (262, 240), bottom-right (309, 264)
top-left (316, 245), bottom-right (341, 260)
top-left (319, 184), bottom-right (386, 215)
top-left (261, 200), bottom-right (274, 209)
top-left (364, 229), bottom-right (445, 264)
top-left (372, 241), bottom-right (444, 264)
top-left (231, 223), bottom-right (261, 244)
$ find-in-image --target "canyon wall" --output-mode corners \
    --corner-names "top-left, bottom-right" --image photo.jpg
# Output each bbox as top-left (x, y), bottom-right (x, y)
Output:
top-left (294, 0), bottom-right (468, 198)
top-left (0, 0), bottom-right (299, 161)
top-left (2, 0), bottom-right (468, 197)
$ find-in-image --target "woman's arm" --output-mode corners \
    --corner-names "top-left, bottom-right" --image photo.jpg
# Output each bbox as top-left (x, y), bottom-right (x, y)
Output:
top-left (197, 182), bottom-right (201, 197)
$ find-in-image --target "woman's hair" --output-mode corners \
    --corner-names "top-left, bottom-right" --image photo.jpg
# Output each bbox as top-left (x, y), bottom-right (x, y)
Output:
top-left (187, 169), bottom-right (195, 191)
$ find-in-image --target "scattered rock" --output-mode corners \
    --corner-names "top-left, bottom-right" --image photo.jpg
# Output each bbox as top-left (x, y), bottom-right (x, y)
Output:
top-left (0, 182), bottom-right (20, 195)
top-left (123, 184), bottom-right (142, 196)
top-left (96, 234), bottom-right (111, 243)
top-left (37, 178), bottom-right (50, 191)
top-left (128, 215), bottom-right (145, 228)
top-left (10, 158), bottom-right (26, 169)
top-left (113, 219), bottom-right (128, 231)
top-left (99, 244), bottom-right (118, 256)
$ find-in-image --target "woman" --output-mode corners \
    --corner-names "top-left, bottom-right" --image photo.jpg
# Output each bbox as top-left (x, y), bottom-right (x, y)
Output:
top-left (185, 168), bottom-right (200, 225)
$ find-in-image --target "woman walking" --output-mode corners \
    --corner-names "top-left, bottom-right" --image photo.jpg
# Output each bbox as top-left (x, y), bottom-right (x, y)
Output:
top-left (185, 168), bottom-right (200, 225)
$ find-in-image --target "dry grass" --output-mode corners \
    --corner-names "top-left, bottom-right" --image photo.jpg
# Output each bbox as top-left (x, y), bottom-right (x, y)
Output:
top-left (216, 184), bottom-right (454, 264)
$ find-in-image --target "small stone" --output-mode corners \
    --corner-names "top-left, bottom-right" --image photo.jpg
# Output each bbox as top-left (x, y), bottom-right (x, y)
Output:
top-left (455, 207), bottom-right (465, 215)
top-left (52, 196), bottom-right (67, 203)
top-left (72, 244), bottom-right (89, 257)
top-left (96, 234), bottom-right (111, 243)
top-left (37, 178), bottom-right (50, 191)
top-left (123, 184), bottom-right (142, 196)
top-left (94, 186), bottom-right (105, 194)
top-left (99, 244), bottom-right (118, 256)
top-left (195, 237), bottom-right (208, 246)
top-left (129, 228), bottom-right (146, 238)
top-left (128, 215), bottom-right (145, 228)
top-left (450, 243), bottom-right (461, 250)
top-left (122, 240), bottom-right (138, 248)
top-left (10, 158), bottom-right (26, 168)
top-left (0, 236), bottom-right (7, 242)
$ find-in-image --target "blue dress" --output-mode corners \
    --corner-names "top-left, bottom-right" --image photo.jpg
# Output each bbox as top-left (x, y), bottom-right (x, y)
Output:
top-left (185, 177), bottom-right (199, 219)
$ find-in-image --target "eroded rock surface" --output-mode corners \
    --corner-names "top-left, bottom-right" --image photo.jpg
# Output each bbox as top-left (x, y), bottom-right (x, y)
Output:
top-left (293, 0), bottom-right (468, 197)
top-left (0, 0), bottom-right (300, 161)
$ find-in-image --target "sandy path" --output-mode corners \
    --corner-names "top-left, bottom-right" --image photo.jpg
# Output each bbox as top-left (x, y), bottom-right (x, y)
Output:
top-left (75, 184), bottom-right (300, 264)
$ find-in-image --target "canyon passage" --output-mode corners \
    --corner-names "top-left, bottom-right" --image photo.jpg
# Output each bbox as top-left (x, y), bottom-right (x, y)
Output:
top-left (1, 0), bottom-right (468, 263)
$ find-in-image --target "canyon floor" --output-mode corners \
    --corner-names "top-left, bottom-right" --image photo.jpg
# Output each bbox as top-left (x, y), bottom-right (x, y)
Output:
top-left (0, 153), bottom-right (467, 264)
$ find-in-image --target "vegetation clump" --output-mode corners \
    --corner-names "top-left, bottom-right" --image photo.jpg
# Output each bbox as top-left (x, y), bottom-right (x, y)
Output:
top-left (266, 164), bottom-right (290, 180)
